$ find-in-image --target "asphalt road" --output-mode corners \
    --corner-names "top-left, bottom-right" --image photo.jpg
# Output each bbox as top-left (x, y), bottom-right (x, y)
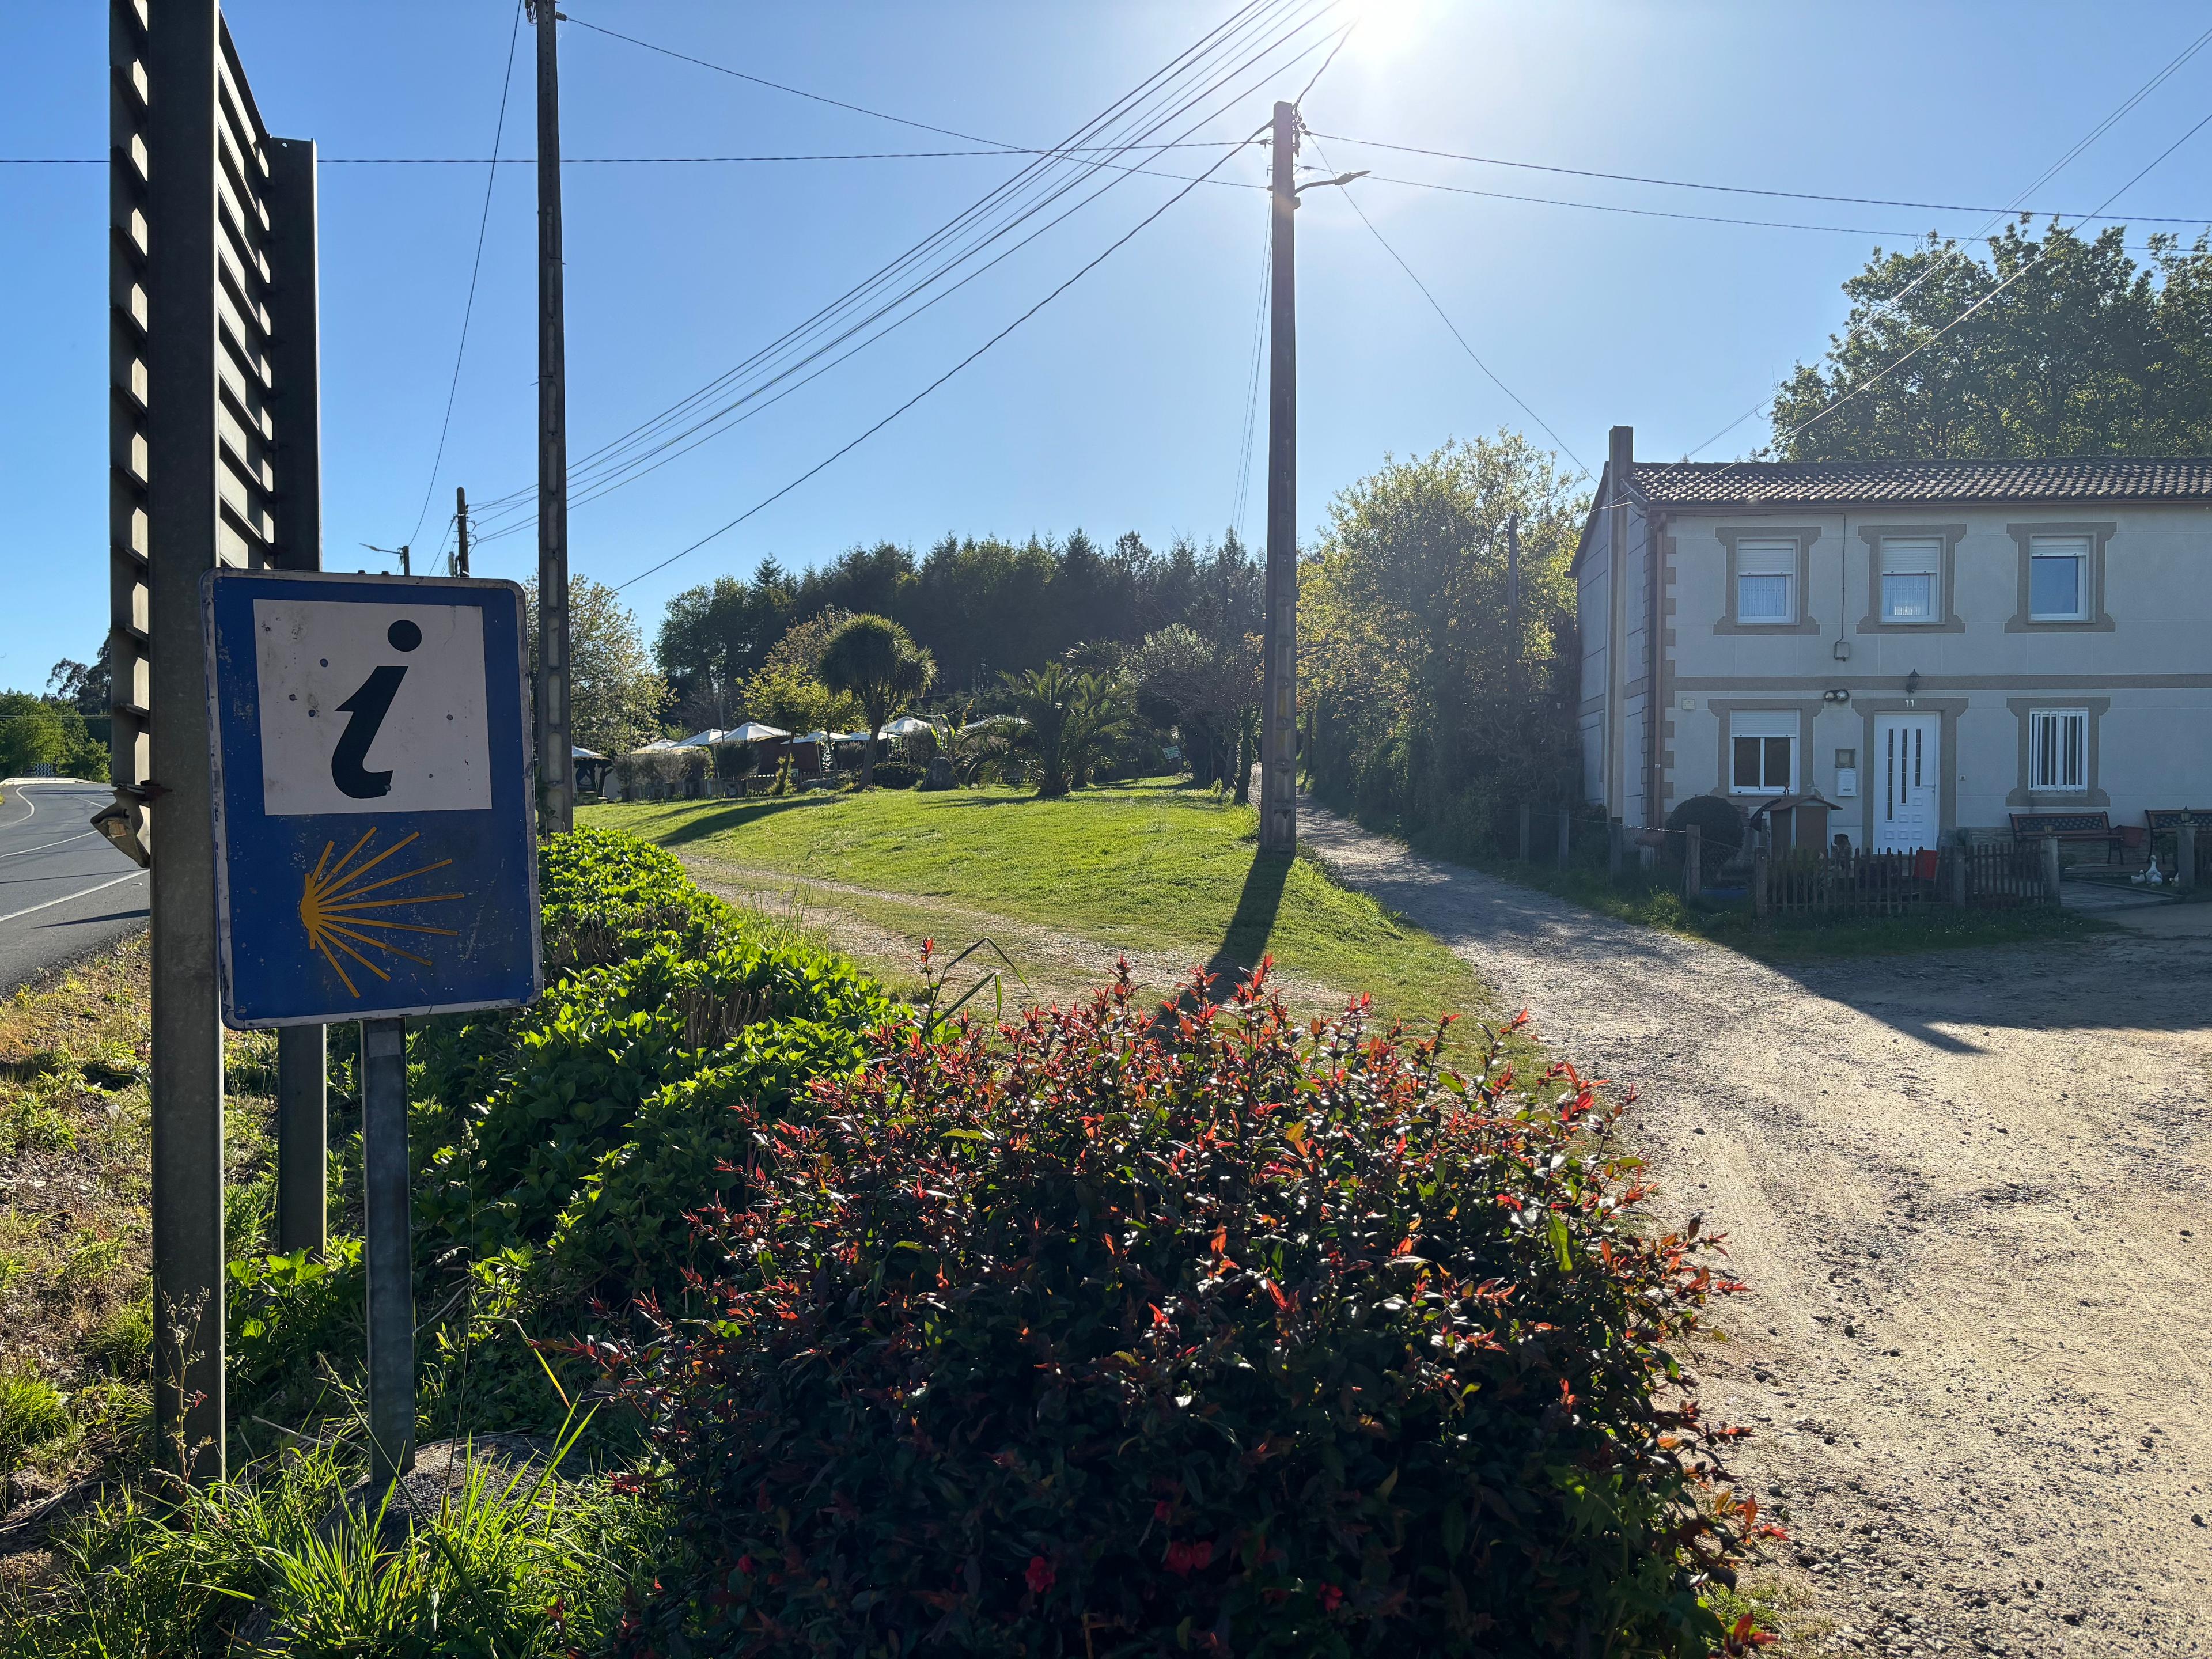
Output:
top-left (0, 780), bottom-right (149, 994)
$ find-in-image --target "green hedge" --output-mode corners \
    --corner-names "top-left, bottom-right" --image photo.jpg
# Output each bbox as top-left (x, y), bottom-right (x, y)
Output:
top-left (412, 830), bottom-right (896, 1306)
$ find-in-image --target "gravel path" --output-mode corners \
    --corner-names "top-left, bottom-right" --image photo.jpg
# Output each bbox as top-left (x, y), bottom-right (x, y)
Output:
top-left (1300, 802), bottom-right (2212, 1657)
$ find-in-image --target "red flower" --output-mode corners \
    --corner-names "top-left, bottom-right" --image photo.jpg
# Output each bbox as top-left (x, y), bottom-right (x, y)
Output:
top-left (1026, 1555), bottom-right (1056, 1596)
top-left (1320, 1583), bottom-right (1344, 1613)
top-left (1154, 1499), bottom-right (1173, 1522)
top-left (1164, 1539), bottom-right (1214, 1576)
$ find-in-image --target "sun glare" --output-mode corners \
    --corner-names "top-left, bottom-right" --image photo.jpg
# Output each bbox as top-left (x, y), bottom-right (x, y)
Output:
top-left (1349, 0), bottom-right (1435, 66)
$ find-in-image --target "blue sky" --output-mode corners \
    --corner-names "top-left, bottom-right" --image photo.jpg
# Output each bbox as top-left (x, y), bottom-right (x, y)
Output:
top-left (6, 1), bottom-right (2210, 692)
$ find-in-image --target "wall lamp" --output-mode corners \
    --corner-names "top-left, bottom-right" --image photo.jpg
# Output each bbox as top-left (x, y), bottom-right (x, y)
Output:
top-left (1823, 688), bottom-right (1851, 704)
top-left (1905, 670), bottom-right (1922, 696)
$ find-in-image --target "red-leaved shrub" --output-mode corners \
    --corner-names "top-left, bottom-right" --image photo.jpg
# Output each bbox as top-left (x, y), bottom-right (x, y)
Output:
top-left (584, 964), bottom-right (1770, 1657)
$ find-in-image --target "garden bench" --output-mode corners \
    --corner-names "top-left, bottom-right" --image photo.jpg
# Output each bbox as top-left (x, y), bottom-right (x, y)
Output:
top-left (2008, 810), bottom-right (2122, 863)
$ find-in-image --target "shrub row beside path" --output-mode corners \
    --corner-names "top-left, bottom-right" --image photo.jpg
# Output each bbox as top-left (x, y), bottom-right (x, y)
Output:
top-left (1295, 796), bottom-right (2212, 1658)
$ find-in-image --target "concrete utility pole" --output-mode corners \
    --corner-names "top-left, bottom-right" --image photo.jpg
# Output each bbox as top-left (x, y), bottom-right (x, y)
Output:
top-left (1505, 511), bottom-right (1522, 700)
top-left (454, 485), bottom-right (471, 578)
top-left (532, 0), bottom-right (574, 834)
top-left (1258, 99), bottom-right (1299, 855)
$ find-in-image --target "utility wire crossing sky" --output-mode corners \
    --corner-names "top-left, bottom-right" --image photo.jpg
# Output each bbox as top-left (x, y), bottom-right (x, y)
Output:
top-left (3, 0), bottom-right (2210, 685)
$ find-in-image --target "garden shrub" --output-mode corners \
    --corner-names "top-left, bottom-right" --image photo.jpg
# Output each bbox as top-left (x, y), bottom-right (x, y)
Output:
top-left (869, 757), bottom-right (925, 789)
top-left (584, 968), bottom-right (1771, 1657)
top-left (412, 831), bottom-right (896, 1307)
top-left (229, 1239), bottom-right (365, 1410)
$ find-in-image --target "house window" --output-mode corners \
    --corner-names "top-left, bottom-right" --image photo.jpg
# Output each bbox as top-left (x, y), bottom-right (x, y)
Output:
top-left (2029, 708), bottom-right (2088, 793)
top-left (1729, 711), bottom-right (1797, 793)
top-left (2028, 535), bottom-right (2090, 621)
top-left (1879, 537), bottom-right (1942, 622)
top-left (1734, 540), bottom-right (1796, 623)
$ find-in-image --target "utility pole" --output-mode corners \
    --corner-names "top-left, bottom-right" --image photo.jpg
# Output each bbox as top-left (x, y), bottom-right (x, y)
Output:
top-left (454, 485), bottom-right (471, 578)
top-left (532, 0), bottom-right (573, 835)
top-left (1257, 99), bottom-right (1299, 855)
top-left (1505, 512), bottom-right (1522, 703)
top-left (362, 541), bottom-right (410, 577)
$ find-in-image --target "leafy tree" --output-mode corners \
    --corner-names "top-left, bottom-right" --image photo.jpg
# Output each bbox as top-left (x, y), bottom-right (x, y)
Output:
top-left (1000, 664), bottom-right (1131, 798)
top-left (1130, 623), bottom-right (1262, 797)
top-left (524, 577), bottom-right (668, 759)
top-left (1771, 222), bottom-right (2212, 459)
top-left (1302, 432), bottom-right (1584, 844)
top-left (47, 654), bottom-right (109, 721)
top-left (656, 531), bottom-right (1261, 701)
top-left (654, 560), bottom-right (800, 728)
top-left (0, 691), bottom-right (108, 782)
top-left (743, 611), bottom-right (863, 737)
top-left (817, 614), bottom-right (936, 788)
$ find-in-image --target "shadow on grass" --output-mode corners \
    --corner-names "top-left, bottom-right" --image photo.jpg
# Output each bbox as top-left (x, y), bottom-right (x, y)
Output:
top-left (640, 794), bottom-right (842, 846)
top-left (1201, 850), bottom-right (1291, 997)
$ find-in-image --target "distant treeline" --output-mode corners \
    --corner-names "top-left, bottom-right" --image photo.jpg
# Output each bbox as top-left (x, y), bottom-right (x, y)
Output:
top-left (656, 530), bottom-right (1260, 728)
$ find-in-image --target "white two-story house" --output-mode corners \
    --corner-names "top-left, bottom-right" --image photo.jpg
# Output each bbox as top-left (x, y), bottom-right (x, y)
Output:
top-left (1573, 427), bottom-right (2212, 851)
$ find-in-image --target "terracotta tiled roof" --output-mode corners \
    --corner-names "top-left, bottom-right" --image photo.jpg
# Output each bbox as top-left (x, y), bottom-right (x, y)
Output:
top-left (1626, 456), bottom-right (2212, 507)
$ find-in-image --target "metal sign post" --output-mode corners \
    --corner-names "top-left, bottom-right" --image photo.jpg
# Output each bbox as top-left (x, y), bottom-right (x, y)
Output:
top-left (111, 0), bottom-right (321, 1483)
top-left (202, 571), bottom-right (540, 1485)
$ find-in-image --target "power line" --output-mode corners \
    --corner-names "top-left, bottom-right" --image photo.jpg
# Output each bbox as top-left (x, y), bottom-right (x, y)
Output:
top-left (563, 13), bottom-right (1016, 149)
top-left (476, 9), bottom-right (1334, 549)
top-left (1308, 131), bottom-right (2212, 226)
top-left (1755, 104), bottom-right (2212, 463)
top-left (401, 2), bottom-right (523, 551)
top-left (1291, 17), bottom-right (1358, 108)
top-left (471, 3), bottom-right (1324, 540)
top-left (469, 0), bottom-right (1344, 544)
top-left (1304, 133), bottom-right (1591, 478)
top-left (1359, 171), bottom-right (2208, 244)
top-left (1230, 209), bottom-right (1273, 538)
top-left (1686, 22), bottom-right (2212, 460)
top-left (469, 0), bottom-right (1316, 525)
top-left (1, 143), bottom-right (1259, 166)
top-left (613, 138), bottom-right (1257, 593)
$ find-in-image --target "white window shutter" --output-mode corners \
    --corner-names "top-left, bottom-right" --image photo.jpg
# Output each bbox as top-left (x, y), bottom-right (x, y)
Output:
top-left (1735, 540), bottom-right (1794, 575)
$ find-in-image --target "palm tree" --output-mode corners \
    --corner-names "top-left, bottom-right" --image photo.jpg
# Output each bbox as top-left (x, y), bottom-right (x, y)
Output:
top-left (1001, 664), bottom-right (1131, 797)
top-left (817, 614), bottom-right (935, 787)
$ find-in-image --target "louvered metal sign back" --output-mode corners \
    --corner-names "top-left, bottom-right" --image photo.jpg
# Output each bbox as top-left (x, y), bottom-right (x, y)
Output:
top-left (110, 0), bottom-right (320, 1484)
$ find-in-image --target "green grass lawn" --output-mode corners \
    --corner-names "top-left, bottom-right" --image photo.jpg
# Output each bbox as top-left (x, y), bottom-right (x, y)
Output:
top-left (584, 779), bottom-right (1493, 1032)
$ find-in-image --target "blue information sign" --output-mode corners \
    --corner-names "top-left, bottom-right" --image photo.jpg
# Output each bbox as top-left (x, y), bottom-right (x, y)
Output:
top-left (202, 570), bottom-right (541, 1028)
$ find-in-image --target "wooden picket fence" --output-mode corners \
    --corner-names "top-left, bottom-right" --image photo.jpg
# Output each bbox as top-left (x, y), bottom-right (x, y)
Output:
top-left (1957, 840), bottom-right (2051, 908)
top-left (1754, 842), bottom-right (2052, 917)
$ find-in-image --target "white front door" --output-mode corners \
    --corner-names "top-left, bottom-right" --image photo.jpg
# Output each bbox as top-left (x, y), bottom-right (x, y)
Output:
top-left (1873, 713), bottom-right (1941, 852)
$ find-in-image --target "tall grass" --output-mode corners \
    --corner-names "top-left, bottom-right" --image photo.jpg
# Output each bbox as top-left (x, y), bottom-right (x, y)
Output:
top-left (0, 1424), bottom-right (663, 1659)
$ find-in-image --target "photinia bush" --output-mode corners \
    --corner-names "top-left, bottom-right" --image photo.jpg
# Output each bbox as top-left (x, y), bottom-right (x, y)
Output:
top-left (584, 963), bottom-right (1772, 1657)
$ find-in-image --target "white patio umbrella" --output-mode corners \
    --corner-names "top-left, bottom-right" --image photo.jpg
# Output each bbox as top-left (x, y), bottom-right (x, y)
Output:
top-left (724, 721), bottom-right (789, 741)
top-left (880, 715), bottom-right (931, 737)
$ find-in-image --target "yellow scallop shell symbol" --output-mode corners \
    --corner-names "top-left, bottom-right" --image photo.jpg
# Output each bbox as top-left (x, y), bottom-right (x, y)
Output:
top-left (298, 827), bottom-right (463, 998)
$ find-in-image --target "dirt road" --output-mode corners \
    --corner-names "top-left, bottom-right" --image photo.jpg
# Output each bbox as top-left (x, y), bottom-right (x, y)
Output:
top-left (1300, 805), bottom-right (2212, 1657)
